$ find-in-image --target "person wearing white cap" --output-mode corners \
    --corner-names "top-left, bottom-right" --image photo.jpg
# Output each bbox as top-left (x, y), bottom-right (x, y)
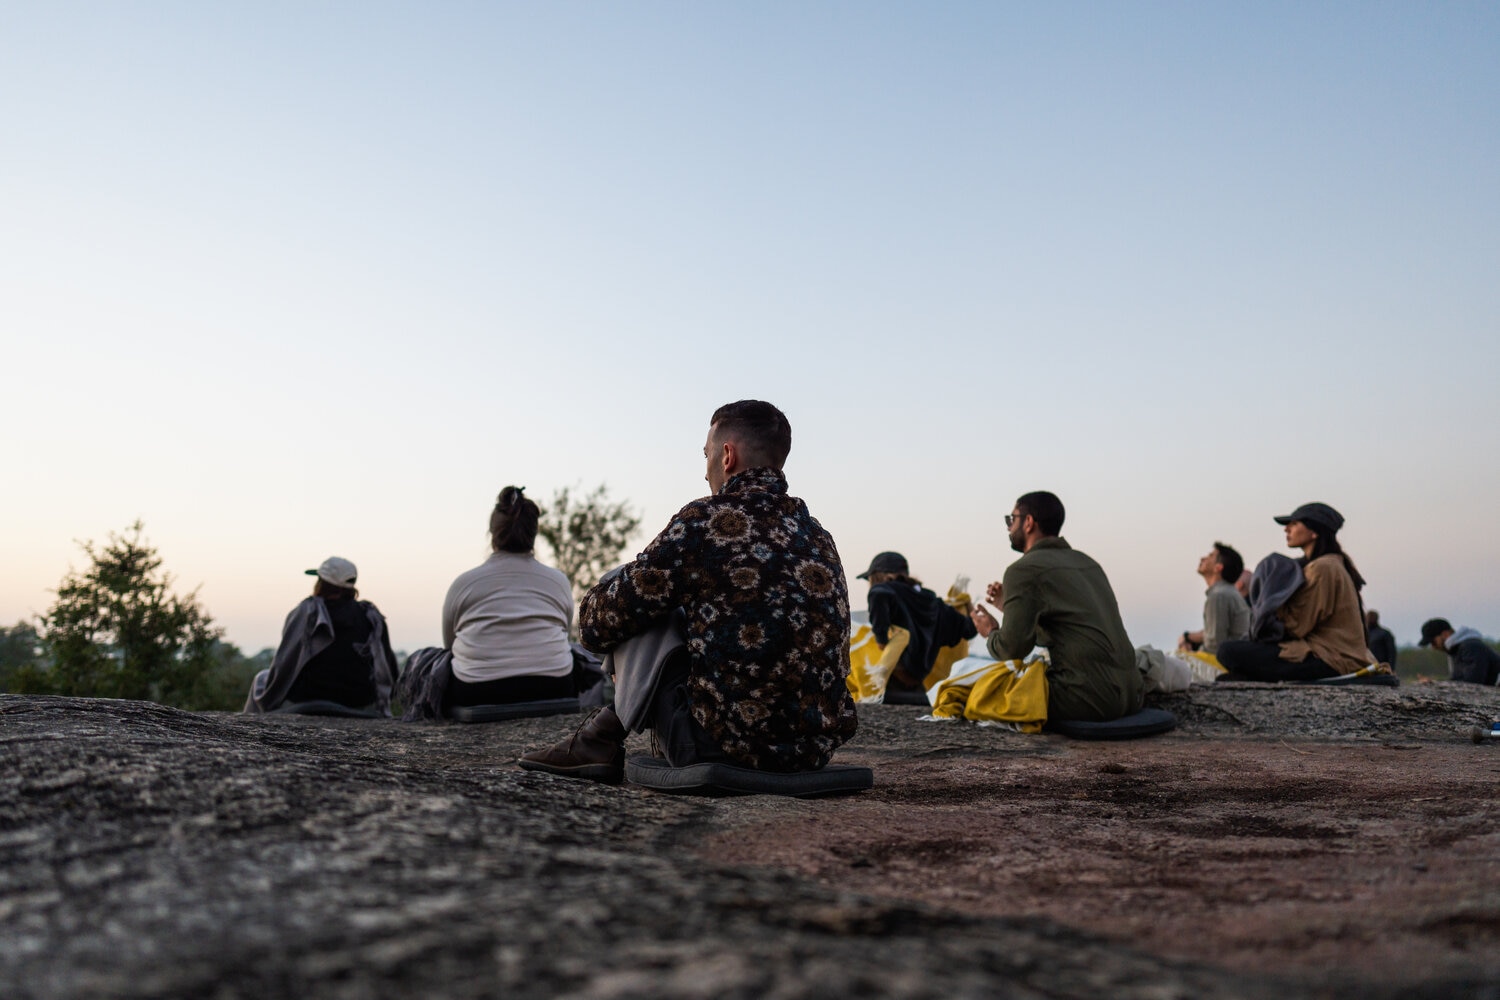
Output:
top-left (243, 556), bottom-right (399, 714)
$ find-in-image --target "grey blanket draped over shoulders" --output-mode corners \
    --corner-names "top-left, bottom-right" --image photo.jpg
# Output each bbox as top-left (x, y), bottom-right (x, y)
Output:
top-left (1247, 553), bottom-right (1304, 642)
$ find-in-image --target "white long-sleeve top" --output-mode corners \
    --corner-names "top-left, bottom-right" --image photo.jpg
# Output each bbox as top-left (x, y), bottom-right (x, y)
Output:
top-left (441, 551), bottom-right (575, 683)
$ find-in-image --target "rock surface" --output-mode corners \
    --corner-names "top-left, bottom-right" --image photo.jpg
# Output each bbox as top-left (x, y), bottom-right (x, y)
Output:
top-left (2, 683), bottom-right (1498, 999)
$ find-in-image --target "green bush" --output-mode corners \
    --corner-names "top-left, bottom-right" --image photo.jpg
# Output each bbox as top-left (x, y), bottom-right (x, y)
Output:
top-left (12, 523), bottom-right (235, 709)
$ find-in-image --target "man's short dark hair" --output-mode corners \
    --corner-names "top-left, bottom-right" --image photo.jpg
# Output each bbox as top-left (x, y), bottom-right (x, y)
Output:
top-left (710, 400), bottom-right (792, 469)
top-left (1015, 491), bottom-right (1064, 536)
top-left (1213, 542), bottom-right (1244, 585)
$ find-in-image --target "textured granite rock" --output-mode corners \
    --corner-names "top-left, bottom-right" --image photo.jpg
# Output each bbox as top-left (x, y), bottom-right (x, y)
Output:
top-left (2, 684), bottom-right (1497, 999)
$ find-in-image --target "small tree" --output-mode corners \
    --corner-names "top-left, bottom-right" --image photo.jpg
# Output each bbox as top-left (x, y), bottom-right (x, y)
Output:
top-left (537, 484), bottom-right (642, 605)
top-left (19, 522), bottom-right (224, 707)
top-left (0, 621), bottom-right (45, 692)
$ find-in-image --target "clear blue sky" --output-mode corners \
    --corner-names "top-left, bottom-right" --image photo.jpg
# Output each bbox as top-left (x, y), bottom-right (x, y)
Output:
top-left (3, 2), bottom-right (1497, 654)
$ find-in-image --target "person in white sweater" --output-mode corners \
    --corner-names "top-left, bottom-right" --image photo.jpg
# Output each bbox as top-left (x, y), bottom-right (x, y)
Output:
top-left (440, 485), bottom-right (577, 709)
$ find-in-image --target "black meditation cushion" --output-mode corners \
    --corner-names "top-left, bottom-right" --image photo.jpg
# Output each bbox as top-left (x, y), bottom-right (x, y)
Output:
top-left (448, 697), bottom-right (581, 723)
top-left (1045, 707), bottom-right (1177, 740)
top-left (1304, 672), bottom-right (1400, 688)
top-left (268, 700), bottom-right (384, 719)
top-left (625, 755), bottom-right (874, 797)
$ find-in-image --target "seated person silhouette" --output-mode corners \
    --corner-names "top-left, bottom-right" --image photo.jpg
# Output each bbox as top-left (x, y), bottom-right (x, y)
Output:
top-left (519, 400), bottom-right (858, 783)
top-left (857, 551), bottom-right (976, 704)
top-left (245, 557), bottom-right (397, 716)
top-left (441, 485), bottom-right (579, 712)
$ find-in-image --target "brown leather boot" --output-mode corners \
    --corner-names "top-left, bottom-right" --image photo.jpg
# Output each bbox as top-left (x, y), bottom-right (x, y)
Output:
top-left (518, 706), bottom-right (626, 784)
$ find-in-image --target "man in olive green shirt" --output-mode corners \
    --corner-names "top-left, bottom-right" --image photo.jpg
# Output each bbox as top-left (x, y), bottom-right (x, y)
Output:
top-left (970, 491), bottom-right (1143, 722)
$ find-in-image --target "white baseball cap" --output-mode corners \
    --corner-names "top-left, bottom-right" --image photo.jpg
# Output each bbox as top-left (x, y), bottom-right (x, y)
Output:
top-left (306, 556), bottom-right (358, 589)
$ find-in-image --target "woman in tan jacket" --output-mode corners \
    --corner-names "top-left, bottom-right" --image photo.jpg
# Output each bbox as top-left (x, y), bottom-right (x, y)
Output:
top-left (1217, 502), bottom-right (1376, 682)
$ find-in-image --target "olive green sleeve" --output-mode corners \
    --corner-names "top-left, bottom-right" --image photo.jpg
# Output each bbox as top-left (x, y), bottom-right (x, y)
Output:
top-left (989, 562), bottom-right (1039, 661)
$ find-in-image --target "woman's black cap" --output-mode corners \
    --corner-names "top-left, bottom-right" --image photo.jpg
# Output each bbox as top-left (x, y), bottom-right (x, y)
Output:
top-left (857, 551), bottom-right (908, 580)
top-left (1273, 502), bottom-right (1344, 534)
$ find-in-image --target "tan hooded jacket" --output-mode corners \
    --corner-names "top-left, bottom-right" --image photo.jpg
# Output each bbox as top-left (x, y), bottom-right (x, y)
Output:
top-left (1277, 554), bottom-right (1376, 673)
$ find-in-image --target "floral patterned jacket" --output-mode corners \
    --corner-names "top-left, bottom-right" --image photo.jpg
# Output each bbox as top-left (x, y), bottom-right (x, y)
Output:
top-left (579, 467), bottom-right (858, 771)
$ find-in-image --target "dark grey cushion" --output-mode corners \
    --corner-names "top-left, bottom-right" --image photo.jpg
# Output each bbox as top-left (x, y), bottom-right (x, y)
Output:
top-left (447, 697), bottom-right (581, 723)
top-left (1046, 707), bottom-right (1177, 740)
top-left (267, 700), bottom-right (383, 719)
top-left (1304, 672), bottom-right (1400, 687)
top-left (625, 755), bottom-right (873, 797)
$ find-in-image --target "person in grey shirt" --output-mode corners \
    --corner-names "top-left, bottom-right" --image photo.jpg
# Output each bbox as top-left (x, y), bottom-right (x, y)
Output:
top-left (1178, 542), bottom-right (1251, 655)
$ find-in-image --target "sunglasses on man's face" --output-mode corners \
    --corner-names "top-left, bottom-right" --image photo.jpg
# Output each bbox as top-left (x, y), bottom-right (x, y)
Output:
top-left (1005, 513), bottom-right (1024, 528)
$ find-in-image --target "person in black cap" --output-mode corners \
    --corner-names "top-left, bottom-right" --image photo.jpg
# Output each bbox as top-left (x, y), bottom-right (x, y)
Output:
top-left (858, 551), bottom-right (977, 704)
top-left (1216, 502), bottom-right (1377, 682)
top-left (1419, 618), bottom-right (1500, 685)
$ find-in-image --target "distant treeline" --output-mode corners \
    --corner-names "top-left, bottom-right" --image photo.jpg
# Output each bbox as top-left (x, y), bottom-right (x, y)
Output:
top-left (0, 620), bottom-right (277, 711)
top-left (0, 522), bottom-right (280, 712)
top-left (5, 492), bottom-right (640, 713)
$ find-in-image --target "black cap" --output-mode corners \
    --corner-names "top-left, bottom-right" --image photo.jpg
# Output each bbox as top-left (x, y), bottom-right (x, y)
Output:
top-left (857, 551), bottom-right (908, 580)
top-left (1273, 502), bottom-right (1345, 534)
top-left (1418, 618), bottom-right (1452, 647)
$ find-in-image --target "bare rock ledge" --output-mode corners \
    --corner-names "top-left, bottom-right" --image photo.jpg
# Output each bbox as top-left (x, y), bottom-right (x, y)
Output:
top-left (3, 683), bottom-right (1498, 999)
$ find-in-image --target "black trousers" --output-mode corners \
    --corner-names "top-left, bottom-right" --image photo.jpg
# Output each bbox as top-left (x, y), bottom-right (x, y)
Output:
top-left (443, 671), bottom-right (574, 709)
top-left (649, 650), bottom-right (732, 767)
top-left (1216, 640), bottom-right (1338, 682)
top-left (442, 648), bottom-right (608, 709)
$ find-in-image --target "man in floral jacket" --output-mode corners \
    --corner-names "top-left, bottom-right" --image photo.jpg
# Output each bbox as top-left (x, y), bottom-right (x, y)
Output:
top-left (520, 400), bottom-right (858, 782)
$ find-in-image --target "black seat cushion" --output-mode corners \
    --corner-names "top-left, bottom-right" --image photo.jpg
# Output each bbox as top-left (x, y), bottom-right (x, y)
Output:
top-left (268, 700), bottom-right (383, 719)
top-left (625, 754), bottom-right (873, 797)
top-left (448, 697), bottom-right (581, 723)
top-left (1046, 707), bottom-right (1177, 740)
top-left (1304, 672), bottom-right (1400, 687)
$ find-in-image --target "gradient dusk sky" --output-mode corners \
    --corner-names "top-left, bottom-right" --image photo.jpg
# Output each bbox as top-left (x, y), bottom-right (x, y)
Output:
top-left (3, 2), bottom-right (1497, 654)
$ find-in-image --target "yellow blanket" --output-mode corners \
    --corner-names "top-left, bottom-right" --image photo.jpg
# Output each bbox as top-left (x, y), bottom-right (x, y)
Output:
top-left (928, 655), bottom-right (1049, 733)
